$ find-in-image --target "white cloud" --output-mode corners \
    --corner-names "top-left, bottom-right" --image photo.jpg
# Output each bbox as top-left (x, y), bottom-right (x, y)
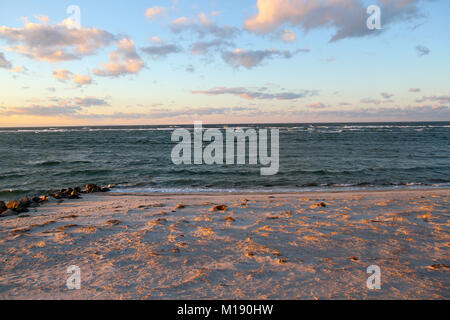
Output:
top-left (53, 69), bottom-right (72, 81)
top-left (73, 74), bottom-right (92, 86)
top-left (222, 48), bottom-right (307, 69)
top-left (190, 39), bottom-right (233, 55)
top-left (0, 52), bottom-right (12, 69)
top-left (282, 29), bottom-right (297, 42)
top-left (245, 0), bottom-right (425, 42)
top-left (361, 98), bottom-right (381, 105)
top-left (381, 92), bottom-right (394, 99)
top-left (191, 86), bottom-right (317, 100)
top-left (416, 45), bottom-right (430, 56)
top-left (141, 44), bottom-right (182, 58)
top-left (0, 17), bottom-right (114, 62)
top-left (53, 68), bottom-right (92, 86)
top-left (149, 36), bottom-right (164, 43)
top-left (306, 102), bottom-right (326, 109)
top-left (145, 6), bottom-right (167, 19)
top-left (415, 95), bottom-right (450, 104)
top-left (93, 38), bottom-right (144, 77)
top-left (170, 13), bottom-right (239, 38)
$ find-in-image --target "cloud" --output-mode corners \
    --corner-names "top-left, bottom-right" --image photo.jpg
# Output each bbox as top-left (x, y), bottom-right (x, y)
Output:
top-left (0, 96), bottom-right (110, 117)
top-left (141, 44), bottom-right (182, 58)
top-left (415, 95), bottom-right (450, 104)
top-left (2, 103), bottom-right (448, 122)
top-left (191, 86), bottom-right (316, 100)
top-left (0, 17), bottom-right (114, 62)
top-left (34, 15), bottom-right (50, 24)
top-left (416, 45), bottom-right (430, 56)
top-left (74, 97), bottom-right (109, 107)
top-left (306, 102), bottom-right (326, 109)
top-left (361, 98), bottom-right (381, 105)
top-left (149, 106), bottom-right (235, 119)
top-left (73, 112), bottom-right (150, 120)
top-left (190, 39), bottom-right (233, 55)
top-left (381, 92), bottom-right (394, 99)
top-left (170, 13), bottom-right (240, 38)
top-left (73, 74), bottom-right (92, 86)
top-left (10, 65), bottom-right (27, 73)
top-left (145, 6), bottom-right (167, 19)
top-left (53, 69), bottom-right (72, 81)
top-left (281, 29), bottom-right (297, 42)
top-left (186, 64), bottom-right (195, 73)
top-left (149, 36), bottom-right (164, 43)
top-left (222, 48), bottom-right (307, 69)
top-left (0, 52), bottom-right (12, 69)
top-left (94, 38), bottom-right (144, 77)
top-left (79, 106), bottom-right (255, 120)
top-left (0, 52), bottom-right (25, 73)
top-left (244, 0), bottom-right (425, 42)
top-left (53, 69), bottom-right (92, 86)
top-left (290, 105), bottom-right (450, 122)
top-left (0, 105), bottom-right (83, 116)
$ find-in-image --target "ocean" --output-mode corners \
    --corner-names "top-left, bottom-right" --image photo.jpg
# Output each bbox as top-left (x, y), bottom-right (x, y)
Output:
top-left (0, 122), bottom-right (449, 200)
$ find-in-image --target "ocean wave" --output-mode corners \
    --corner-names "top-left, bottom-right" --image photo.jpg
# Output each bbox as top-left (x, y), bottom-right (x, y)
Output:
top-left (26, 160), bottom-right (94, 167)
top-left (112, 182), bottom-right (450, 194)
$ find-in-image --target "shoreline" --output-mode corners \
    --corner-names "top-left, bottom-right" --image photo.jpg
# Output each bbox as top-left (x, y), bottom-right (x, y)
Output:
top-left (3, 184), bottom-right (449, 217)
top-left (108, 187), bottom-right (450, 197)
top-left (1, 188), bottom-right (448, 299)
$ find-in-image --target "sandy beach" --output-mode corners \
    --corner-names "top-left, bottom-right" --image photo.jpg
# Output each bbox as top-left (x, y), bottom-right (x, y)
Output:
top-left (0, 189), bottom-right (448, 300)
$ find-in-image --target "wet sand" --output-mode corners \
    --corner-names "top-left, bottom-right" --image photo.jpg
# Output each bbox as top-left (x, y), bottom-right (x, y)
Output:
top-left (0, 189), bottom-right (449, 300)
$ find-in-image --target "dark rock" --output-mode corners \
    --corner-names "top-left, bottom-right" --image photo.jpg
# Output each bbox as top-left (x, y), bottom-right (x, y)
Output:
top-left (57, 190), bottom-right (71, 198)
top-left (1, 209), bottom-right (18, 217)
top-left (63, 188), bottom-right (73, 197)
top-left (5, 200), bottom-right (28, 214)
top-left (0, 201), bottom-right (6, 213)
top-left (100, 187), bottom-right (110, 192)
top-left (32, 197), bottom-right (41, 203)
top-left (52, 193), bottom-right (62, 199)
top-left (86, 184), bottom-right (100, 193)
top-left (21, 197), bottom-right (32, 207)
top-left (211, 205), bottom-right (228, 212)
top-left (7, 200), bottom-right (23, 211)
top-left (106, 219), bottom-right (120, 225)
top-left (74, 187), bottom-right (81, 193)
top-left (69, 191), bottom-right (80, 199)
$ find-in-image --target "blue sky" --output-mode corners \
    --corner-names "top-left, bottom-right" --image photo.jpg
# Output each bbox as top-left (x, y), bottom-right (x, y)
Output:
top-left (0, 0), bottom-right (449, 126)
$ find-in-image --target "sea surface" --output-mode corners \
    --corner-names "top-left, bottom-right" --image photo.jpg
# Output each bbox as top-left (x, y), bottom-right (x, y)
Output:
top-left (0, 122), bottom-right (449, 200)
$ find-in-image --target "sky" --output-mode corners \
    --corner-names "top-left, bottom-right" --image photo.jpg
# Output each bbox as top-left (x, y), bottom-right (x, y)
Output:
top-left (0, 0), bottom-right (449, 126)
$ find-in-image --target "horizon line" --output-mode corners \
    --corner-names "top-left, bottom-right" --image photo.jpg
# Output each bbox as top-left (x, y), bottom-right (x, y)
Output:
top-left (1, 120), bottom-right (449, 129)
